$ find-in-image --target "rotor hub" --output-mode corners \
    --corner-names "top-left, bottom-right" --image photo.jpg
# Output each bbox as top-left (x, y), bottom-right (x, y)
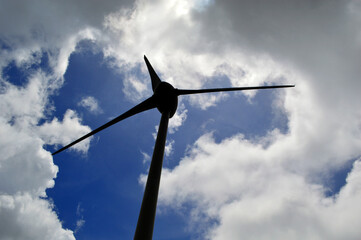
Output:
top-left (153, 82), bottom-right (178, 118)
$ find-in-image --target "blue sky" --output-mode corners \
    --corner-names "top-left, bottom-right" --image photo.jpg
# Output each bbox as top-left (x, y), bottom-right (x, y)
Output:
top-left (1, 0), bottom-right (361, 239)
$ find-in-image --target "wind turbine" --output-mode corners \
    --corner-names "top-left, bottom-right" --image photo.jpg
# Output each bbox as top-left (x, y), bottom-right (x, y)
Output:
top-left (52, 56), bottom-right (294, 239)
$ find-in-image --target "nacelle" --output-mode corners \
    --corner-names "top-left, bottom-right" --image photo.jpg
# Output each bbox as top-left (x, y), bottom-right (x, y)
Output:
top-left (153, 82), bottom-right (178, 118)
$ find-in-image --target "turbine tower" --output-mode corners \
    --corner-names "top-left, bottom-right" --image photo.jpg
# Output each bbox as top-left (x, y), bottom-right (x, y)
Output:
top-left (52, 56), bottom-right (294, 239)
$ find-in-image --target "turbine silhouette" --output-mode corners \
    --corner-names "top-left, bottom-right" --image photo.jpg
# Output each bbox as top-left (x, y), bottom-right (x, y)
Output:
top-left (52, 56), bottom-right (294, 239)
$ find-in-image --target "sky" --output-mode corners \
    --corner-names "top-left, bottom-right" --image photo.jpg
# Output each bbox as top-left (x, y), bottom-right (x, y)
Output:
top-left (1, 0), bottom-right (361, 239)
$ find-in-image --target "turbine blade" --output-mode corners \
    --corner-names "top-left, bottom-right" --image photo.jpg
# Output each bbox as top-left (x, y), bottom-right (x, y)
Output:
top-left (144, 55), bottom-right (162, 92)
top-left (52, 96), bottom-right (157, 155)
top-left (176, 85), bottom-right (295, 95)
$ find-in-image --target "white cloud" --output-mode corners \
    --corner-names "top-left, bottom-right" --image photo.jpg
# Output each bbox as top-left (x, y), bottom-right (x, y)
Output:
top-left (141, 151), bottom-right (151, 164)
top-left (74, 219), bottom-right (85, 234)
top-left (74, 203), bottom-right (85, 234)
top-left (0, 118), bottom-right (57, 197)
top-left (37, 109), bottom-right (92, 154)
top-left (101, 0), bottom-right (289, 109)
top-left (208, 160), bottom-right (361, 240)
top-left (0, 71), bottom-right (48, 125)
top-left (122, 73), bottom-right (151, 103)
top-left (78, 96), bottom-right (103, 114)
top-left (0, 73), bottom-right (89, 238)
top-left (168, 103), bottom-right (188, 134)
top-left (160, 134), bottom-right (361, 239)
top-left (0, 193), bottom-right (75, 240)
top-left (165, 139), bottom-right (175, 157)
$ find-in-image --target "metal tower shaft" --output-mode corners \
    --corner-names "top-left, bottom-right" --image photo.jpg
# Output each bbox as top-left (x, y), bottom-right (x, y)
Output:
top-left (134, 111), bottom-right (170, 240)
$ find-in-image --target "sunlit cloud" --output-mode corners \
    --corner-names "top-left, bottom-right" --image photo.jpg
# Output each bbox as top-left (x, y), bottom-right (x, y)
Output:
top-left (78, 96), bottom-right (103, 114)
